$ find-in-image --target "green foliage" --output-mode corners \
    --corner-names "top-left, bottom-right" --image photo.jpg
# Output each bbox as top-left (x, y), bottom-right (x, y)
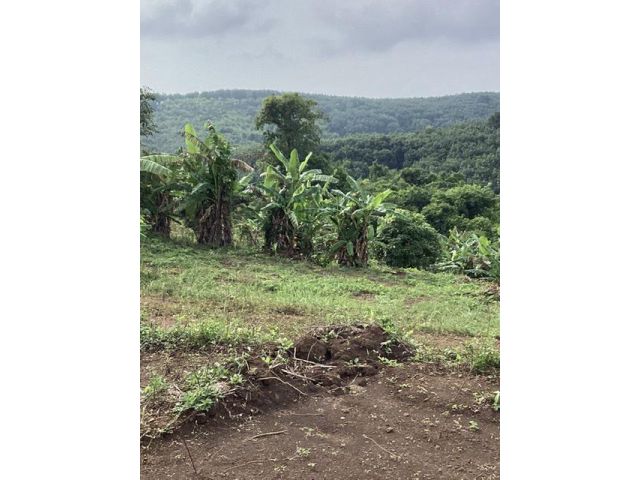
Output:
top-left (254, 144), bottom-right (335, 256)
top-left (139, 154), bottom-right (183, 237)
top-left (437, 228), bottom-right (500, 281)
top-left (140, 87), bottom-right (158, 139)
top-left (140, 320), bottom-right (265, 351)
top-left (175, 366), bottom-right (229, 413)
top-left (142, 374), bottom-right (168, 401)
top-left (462, 341), bottom-right (500, 373)
top-left (144, 90), bottom-right (499, 153)
top-left (177, 122), bottom-right (251, 246)
top-left (322, 118), bottom-right (500, 191)
top-left (256, 93), bottom-right (325, 161)
top-left (422, 184), bottom-right (499, 237)
top-left (373, 210), bottom-right (442, 269)
top-left (141, 236), bottom-right (499, 341)
top-left (328, 176), bottom-right (393, 267)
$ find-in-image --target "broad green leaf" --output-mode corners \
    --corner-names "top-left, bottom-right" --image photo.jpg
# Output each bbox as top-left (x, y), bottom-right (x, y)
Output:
top-left (299, 151), bottom-right (313, 172)
top-left (346, 241), bottom-right (354, 256)
top-left (140, 157), bottom-right (176, 178)
top-left (269, 144), bottom-right (288, 170)
top-left (289, 149), bottom-right (299, 177)
top-left (184, 123), bottom-right (199, 154)
top-left (371, 189), bottom-right (392, 208)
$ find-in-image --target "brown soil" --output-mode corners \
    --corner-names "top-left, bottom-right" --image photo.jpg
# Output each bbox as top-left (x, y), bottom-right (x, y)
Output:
top-left (141, 364), bottom-right (499, 479)
top-left (141, 325), bottom-right (499, 479)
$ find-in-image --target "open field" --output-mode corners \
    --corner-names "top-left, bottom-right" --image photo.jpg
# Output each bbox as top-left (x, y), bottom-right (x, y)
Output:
top-left (140, 235), bottom-right (500, 479)
top-left (141, 237), bottom-right (499, 343)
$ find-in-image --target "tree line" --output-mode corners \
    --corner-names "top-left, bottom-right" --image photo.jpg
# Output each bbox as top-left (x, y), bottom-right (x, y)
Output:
top-left (141, 89), bottom-right (500, 279)
top-left (144, 89), bottom-right (499, 153)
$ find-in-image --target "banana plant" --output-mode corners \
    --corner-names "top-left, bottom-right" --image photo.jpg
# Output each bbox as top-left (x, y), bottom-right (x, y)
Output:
top-left (141, 122), bottom-right (252, 246)
top-left (253, 144), bottom-right (335, 256)
top-left (328, 175), bottom-right (393, 267)
top-left (139, 155), bottom-right (183, 237)
top-left (436, 228), bottom-right (500, 281)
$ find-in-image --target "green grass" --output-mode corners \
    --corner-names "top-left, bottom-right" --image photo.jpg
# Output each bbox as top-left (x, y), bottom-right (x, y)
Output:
top-left (141, 236), bottom-right (499, 345)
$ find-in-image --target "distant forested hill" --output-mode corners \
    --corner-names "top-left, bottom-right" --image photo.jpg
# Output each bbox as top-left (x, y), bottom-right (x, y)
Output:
top-left (146, 89), bottom-right (499, 153)
top-left (322, 117), bottom-right (500, 191)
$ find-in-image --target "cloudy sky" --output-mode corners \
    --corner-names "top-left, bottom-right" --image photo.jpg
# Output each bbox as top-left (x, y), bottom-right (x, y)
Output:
top-left (141, 0), bottom-right (499, 98)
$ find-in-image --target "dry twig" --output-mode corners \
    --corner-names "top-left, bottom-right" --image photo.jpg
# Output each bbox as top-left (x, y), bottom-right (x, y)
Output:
top-left (258, 376), bottom-right (308, 396)
top-left (362, 434), bottom-right (399, 460)
top-left (249, 430), bottom-right (288, 440)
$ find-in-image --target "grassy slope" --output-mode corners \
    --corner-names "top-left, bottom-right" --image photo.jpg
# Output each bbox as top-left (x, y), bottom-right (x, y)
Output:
top-left (141, 237), bottom-right (499, 344)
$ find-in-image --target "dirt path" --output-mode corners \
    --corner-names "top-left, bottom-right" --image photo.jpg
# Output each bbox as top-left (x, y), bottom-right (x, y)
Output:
top-left (141, 364), bottom-right (499, 479)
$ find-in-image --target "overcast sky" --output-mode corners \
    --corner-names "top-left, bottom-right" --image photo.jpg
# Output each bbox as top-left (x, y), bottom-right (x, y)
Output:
top-left (141, 0), bottom-right (499, 98)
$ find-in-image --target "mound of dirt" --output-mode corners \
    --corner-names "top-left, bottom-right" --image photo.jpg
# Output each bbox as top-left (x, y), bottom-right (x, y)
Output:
top-left (293, 324), bottom-right (412, 369)
top-left (142, 324), bottom-right (414, 440)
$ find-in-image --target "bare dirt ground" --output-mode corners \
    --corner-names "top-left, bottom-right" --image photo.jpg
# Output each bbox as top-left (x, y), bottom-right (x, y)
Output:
top-left (141, 361), bottom-right (499, 479)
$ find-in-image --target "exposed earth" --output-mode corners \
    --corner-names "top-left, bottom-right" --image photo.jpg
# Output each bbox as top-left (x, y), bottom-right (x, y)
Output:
top-left (141, 326), bottom-right (499, 479)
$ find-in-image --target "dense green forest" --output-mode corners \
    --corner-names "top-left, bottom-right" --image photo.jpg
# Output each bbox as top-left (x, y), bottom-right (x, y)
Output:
top-left (321, 117), bottom-right (500, 191)
top-left (145, 89), bottom-right (499, 153)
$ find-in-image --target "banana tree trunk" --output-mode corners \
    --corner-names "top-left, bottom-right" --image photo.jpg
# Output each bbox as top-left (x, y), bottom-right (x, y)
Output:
top-left (337, 226), bottom-right (369, 267)
top-left (265, 208), bottom-right (301, 256)
top-left (196, 196), bottom-right (233, 247)
top-left (151, 192), bottom-right (171, 237)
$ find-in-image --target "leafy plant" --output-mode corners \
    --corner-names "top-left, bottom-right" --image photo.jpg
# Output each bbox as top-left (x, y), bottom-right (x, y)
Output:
top-left (253, 144), bottom-right (335, 256)
top-left (378, 356), bottom-right (400, 367)
top-left (373, 209), bottom-right (442, 269)
top-left (436, 228), bottom-right (500, 281)
top-left (142, 374), bottom-right (168, 401)
top-left (174, 364), bottom-right (234, 414)
top-left (296, 447), bottom-right (311, 458)
top-left (139, 155), bottom-right (183, 237)
top-left (178, 122), bottom-right (253, 246)
top-left (328, 175), bottom-right (393, 267)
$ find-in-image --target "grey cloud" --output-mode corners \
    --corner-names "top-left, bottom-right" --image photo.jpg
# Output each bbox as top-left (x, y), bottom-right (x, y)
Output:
top-left (141, 0), bottom-right (271, 38)
top-left (140, 0), bottom-right (499, 96)
top-left (313, 0), bottom-right (499, 54)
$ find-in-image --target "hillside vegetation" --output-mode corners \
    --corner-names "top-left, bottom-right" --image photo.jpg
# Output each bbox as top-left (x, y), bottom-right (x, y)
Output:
top-left (146, 89), bottom-right (499, 153)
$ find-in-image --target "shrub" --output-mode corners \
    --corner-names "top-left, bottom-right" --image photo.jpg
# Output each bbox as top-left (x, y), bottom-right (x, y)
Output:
top-left (373, 210), bottom-right (442, 269)
top-left (422, 184), bottom-right (498, 235)
top-left (436, 228), bottom-right (500, 281)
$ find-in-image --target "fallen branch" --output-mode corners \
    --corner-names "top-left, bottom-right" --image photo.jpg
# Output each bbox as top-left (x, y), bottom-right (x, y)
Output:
top-left (281, 369), bottom-right (314, 381)
top-left (258, 376), bottom-right (308, 396)
top-left (180, 436), bottom-right (198, 475)
top-left (293, 357), bottom-right (337, 369)
top-left (362, 434), bottom-right (399, 460)
top-left (250, 430), bottom-right (287, 440)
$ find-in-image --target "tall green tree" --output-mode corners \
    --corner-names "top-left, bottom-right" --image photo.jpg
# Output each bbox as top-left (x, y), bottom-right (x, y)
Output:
top-left (255, 93), bottom-right (325, 161)
top-left (140, 87), bottom-right (158, 138)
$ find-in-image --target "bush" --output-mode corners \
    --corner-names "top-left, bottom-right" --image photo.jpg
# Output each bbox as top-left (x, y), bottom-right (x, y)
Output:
top-left (373, 210), bottom-right (442, 269)
top-left (422, 184), bottom-right (498, 235)
top-left (436, 228), bottom-right (500, 281)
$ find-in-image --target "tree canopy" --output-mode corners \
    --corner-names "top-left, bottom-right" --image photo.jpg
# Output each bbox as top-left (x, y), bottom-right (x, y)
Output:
top-left (255, 93), bottom-right (325, 161)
